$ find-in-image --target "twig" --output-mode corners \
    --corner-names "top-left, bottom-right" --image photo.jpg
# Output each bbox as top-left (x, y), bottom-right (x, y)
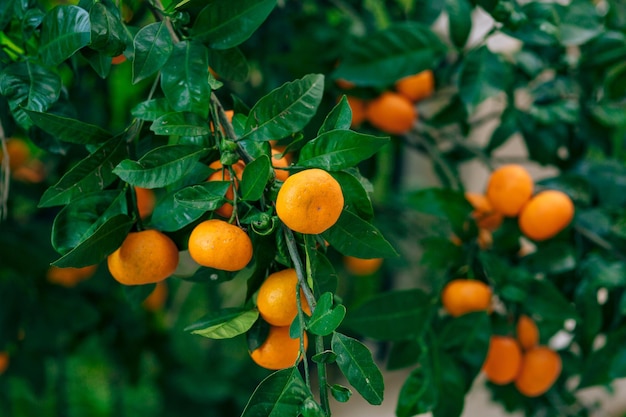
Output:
top-left (283, 225), bottom-right (317, 311)
top-left (404, 130), bottom-right (462, 190)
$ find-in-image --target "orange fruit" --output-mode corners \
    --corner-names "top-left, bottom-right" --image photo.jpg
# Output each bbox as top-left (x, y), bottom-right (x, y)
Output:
top-left (271, 148), bottom-right (290, 182)
top-left (395, 70), bottom-right (435, 102)
top-left (107, 230), bottom-right (179, 285)
top-left (518, 190), bottom-right (574, 241)
top-left (250, 325), bottom-right (308, 370)
top-left (441, 279), bottom-right (492, 317)
top-left (516, 315), bottom-right (539, 350)
top-left (343, 256), bottom-right (383, 276)
top-left (486, 164), bottom-right (534, 217)
top-left (514, 346), bottom-right (562, 397)
top-left (346, 96), bottom-right (367, 127)
top-left (1, 138), bottom-right (31, 171)
top-left (477, 228), bottom-right (493, 250)
top-left (188, 219), bottom-right (253, 271)
top-left (0, 352), bottom-right (8, 374)
top-left (276, 168), bottom-right (344, 234)
top-left (143, 281), bottom-right (168, 312)
top-left (207, 160), bottom-right (245, 218)
top-left (12, 159), bottom-right (46, 183)
top-left (135, 187), bottom-right (156, 220)
top-left (335, 78), bottom-right (355, 90)
top-left (483, 336), bottom-right (523, 385)
top-left (366, 92), bottom-right (416, 135)
top-left (257, 269), bottom-right (311, 326)
top-left (465, 192), bottom-right (503, 231)
top-left (111, 54), bottom-right (127, 65)
top-left (46, 264), bottom-right (98, 287)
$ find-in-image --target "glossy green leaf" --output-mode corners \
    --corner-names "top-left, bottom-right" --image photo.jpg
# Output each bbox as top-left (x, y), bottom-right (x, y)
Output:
top-left (82, 48), bottom-right (112, 78)
top-left (132, 21), bottom-right (173, 84)
top-left (89, 2), bottom-right (126, 56)
top-left (333, 22), bottom-right (445, 87)
top-left (51, 214), bottom-right (133, 268)
top-left (318, 96), bottom-right (353, 135)
top-left (323, 210), bottom-right (398, 258)
top-left (39, 5), bottom-right (91, 66)
top-left (241, 155), bottom-right (272, 201)
top-left (0, 61), bottom-right (61, 129)
top-left (521, 241), bottom-right (577, 275)
top-left (331, 332), bottom-right (384, 405)
top-left (459, 46), bottom-right (511, 113)
top-left (298, 131), bottom-right (389, 171)
top-left (208, 47), bottom-right (249, 82)
top-left (446, 0), bottom-right (472, 48)
top-left (191, 0), bottom-right (277, 49)
top-left (300, 398), bottom-right (326, 417)
top-left (311, 350), bottom-right (337, 364)
top-left (174, 181), bottom-right (230, 210)
top-left (150, 189), bottom-right (206, 232)
top-left (39, 137), bottom-right (127, 207)
top-left (242, 73), bottom-right (324, 142)
top-left (131, 98), bottom-right (173, 121)
top-left (432, 352), bottom-right (467, 417)
top-left (526, 278), bottom-right (579, 321)
top-left (113, 144), bottom-right (209, 188)
top-left (330, 385), bottom-right (352, 403)
top-left (344, 289), bottom-right (433, 341)
top-left (186, 308), bottom-right (258, 339)
top-left (556, 0), bottom-right (603, 46)
top-left (151, 111), bottom-right (211, 136)
top-left (396, 350), bottom-right (438, 417)
top-left (580, 254), bottom-right (626, 289)
top-left (439, 312), bottom-right (490, 377)
top-left (307, 292), bottom-right (346, 336)
top-left (331, 170), bottom-right (374, 221)
top-left (241, 367), bottom-right (311, 417)
top-left (161, 41), bottom-right (210, 116)
top-left (486, 106), bottom-right (518, 153)
top-left (24, 109), bottom-right (111, 145)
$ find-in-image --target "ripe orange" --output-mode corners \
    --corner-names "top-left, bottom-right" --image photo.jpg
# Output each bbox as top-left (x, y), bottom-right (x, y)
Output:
top-left (483, 336), bottom-right (523, 385)
top-left (335, 78), bottom-right (355, 90)
top-left (486, 164), bottom-right (534, 217)
top-left (188, 219), bottom-right (253, 271)
top-left (1, 138), bottom-right (31, 171)
top-left (107, 230), bottom-right (179, 285)
top-left (46, 264), bottom-right (98, 287)
top-left (135, 187), bottom-right (156, 220)
top-left (395, 70), bottom-right (435, 102)
top-left (477, 228), bottom-right (493, 250)
top-left (271, 148), bottom-right (290, 182)
top-left (518, 190), bottom-right (574, 241)
top-left (366, 92), bottom-right (416, 135)
top-left (441, 279), bottom-right (492, 317)
top-left (276, 168), bottom-right (344, 234)
top-left (516, 315), bottom-right (539, 350)
top-left (0, 352), bottom-right (8, 374)
top-left (142, 281), bottom-right (168, 312)
top-left (250, 325), bottom-right (308, 370)
top-left (343, 256), bottom-right (383, 276)
top-left (207, 160), bottom-right (245, 218)
top-left (346, 96), bottom-right (367, 127)
top-left (111, 54), bottom-right (127, 65)
top-left (514, 346), bottom-right (562, 397)
top-left (465, 192), bottom-right (503, 231)
top-left (257, 269), bottom-right (311, 326)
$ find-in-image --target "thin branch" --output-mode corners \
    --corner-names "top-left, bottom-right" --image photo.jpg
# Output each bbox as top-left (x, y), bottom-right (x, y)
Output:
top-left (283, 225), bottom-right (317, 311)
top-left (404, 130), bottom-right (462, 190)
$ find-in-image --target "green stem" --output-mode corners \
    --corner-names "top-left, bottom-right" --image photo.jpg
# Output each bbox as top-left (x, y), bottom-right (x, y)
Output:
top-left (282, 226), bottom-right (317, 311)
top-left (371, 140), bottom-right (394, 207)
top-left (315, 335), bottom-right (331, 416)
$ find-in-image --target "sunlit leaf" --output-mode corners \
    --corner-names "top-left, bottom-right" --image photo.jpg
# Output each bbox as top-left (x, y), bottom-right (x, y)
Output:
top-left (39, 5), bottom-right (91, 66)
top-left (323, 210), bottom-right (398, 258)
top-left (132, 21), bottom-right (173, 84)
top-left (241, 367), bottom-right (311, 417)
top-left (307, 292), bottom-right (346, 336)
top-left (186, 308), bottom-right (259, 339)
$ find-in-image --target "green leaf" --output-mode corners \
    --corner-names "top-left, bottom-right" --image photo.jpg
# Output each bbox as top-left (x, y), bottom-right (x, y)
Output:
top-left (323, 210), bottom-right (398, 258)
top-left (396, 350), bottom-right (438, 417)
top-left (318, 96), bottom-right (353, 135)
top-left (39, 137), bottom-right (127, 207)
top-left (161, 41), bottom-right (210, 116)
top-left (242, 73), bottom-right (324, 142)
top-left (526, 278), bottom-right (579, 321)
top-left (151, 111), bottom-right (211, 136)
top-left (298, 131), bottom-right (389, 171)
top-left (174, 181), bottom-right (230, 210)
top-left (208, 47), bottom-right (249, 82)
top-left (186, 308), bottom-right (258, 339)
top-left (39, 5), bottom-right (91, 66)
top-left (330, 385), bottom-right (352, 403)
top-left (580, 254), bottom-right (626, 289)
top-left (150, 189), bottom-right (206, 232)
top-left (113, 144), bottom-right (209, 188)
top-left (432, 352), bottom-right (466, 417)
top-left (300, 398), bottom-right (326, 417)
top-left (89, 2), bottom-right (126, 56)
top-left (459, 46), bottom-right (511, 113)
top-left (486, 107), bottom-right (519, 153)
top-left (556, 0), bottom-right (603, 46)
top-left (439, 312), bottom-right (490, 377)
top-left (241, 367), bottom-right (311, 417)
top-left (521, 241), bottom-right (577, 275)
top-left (24, 109), bottom-right (111, 145)
top-left (446, 0), bottom-right (473, 48)
top-left (406, 188), bottom-right (473, 237)
top-left (344, 289), bottom-right (433, 341)
top-left (131, 98), bottom-right (173, 121)
top-left (333, 22), bottom-right (446, 87)
top-left (311, 350), bottom-right (337, 364)
top-left (190, 0), bottom-right (277, 49)
top-left (331, 332), bottom-right (384, 405)
top-left (132, 21), bottom-right (173, 84)
top-left (0, 61), bottom-right (61, 129)
top-left (241, 155), bottom-right (272, 201)
top-left (307, 292), bottom-right (346, 336)
top-left (51, 214), bottom-right (133, 268)
top-left (81, 48), bottom-right (112, 78)
top-left (331, 170), bottom-right (374, 221)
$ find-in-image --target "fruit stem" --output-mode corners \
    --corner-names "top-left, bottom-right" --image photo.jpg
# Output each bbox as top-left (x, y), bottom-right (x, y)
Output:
top-left (283, 225), bottom-right (317, 312)
top-left (128, 185), bottom-right (145, 231)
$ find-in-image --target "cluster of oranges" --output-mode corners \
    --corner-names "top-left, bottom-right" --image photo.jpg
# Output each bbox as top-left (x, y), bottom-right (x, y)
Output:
top-left (0, 137), bottom-right (46, 183)
top-left (339, 69), bottom-right (434, 135)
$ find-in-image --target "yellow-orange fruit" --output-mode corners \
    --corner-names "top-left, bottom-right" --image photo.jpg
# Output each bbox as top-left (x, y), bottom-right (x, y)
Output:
top-left (188, 219), bottom-right (253, 271)
top-left (343, 256), bottom-right (383, 276)
top-left (465, 192), bottom-right (504, 231)
top-left (366, 92), bottom-right (416, 135)
top-left (250, 326), bottom-right (308, 370)
top-left (1, 138), bottom-right (31, 171)
top-left (483, 336), bottom-right (523, 385)
top-left (257, 269), bottom-right (311, 326)
top-left (395, 70), bottom-right (435, 102)
top-left (518, 190), bottom-right (574, 241)
top-left (441, 279), bottom-right (492, 317)
top-left (207, 160), bottom-right (245, 218)
top-left (486, 164), bottom-right (534, 217)
top-left (271, 148), bottom-right (290, 182)
top-left (46, 264), bottom-right (98, 287)
top-left (516, 315), bottom-right (540, 350)
top-left (142, 281), bottom-right (168, 312)
top-left (135, 187), bottom-right (156, 219)
top-left (0, 352), bottom-right (8, 374)
top-left (514, 346), bottom-right (562, 397)
top-left (346, 96), bottom-right (367, 127)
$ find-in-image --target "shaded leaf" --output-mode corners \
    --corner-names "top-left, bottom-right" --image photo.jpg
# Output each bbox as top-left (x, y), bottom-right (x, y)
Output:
top-left (323, 210), bottom-right (398, 258)
top-left (240, 154), bottom-right (272, 201)
top-left (241, 367), bottom-right (311, 417)
top-left (24, 109), bottom-right (111, 145)
top-left (39, 5), bottom-right (91, 66)
top-left (89, 2), bottom-right (126, 56)
top-left (318, 96), bottom-right (353, 135)
top-left (131, 98), bottom-right (173, 121)
top-left (307, 292), bottom-right (346, 336)
top-left (446, 0), bottom-right (473, 48)
top-left (208, 47), bottom-right (249, 82)
top-left (174, 181), bottom-right (230, 210)
top-left (132, 21), bottom-right (173, 84)
top-left (151, 111), bottom-right (211, 136)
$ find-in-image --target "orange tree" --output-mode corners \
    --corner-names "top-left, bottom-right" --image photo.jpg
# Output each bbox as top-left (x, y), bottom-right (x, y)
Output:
top-left (1, 1), bottom-right (626, 417)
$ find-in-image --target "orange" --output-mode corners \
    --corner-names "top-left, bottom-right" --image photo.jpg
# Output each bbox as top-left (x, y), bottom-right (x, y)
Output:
top-left (441, 279), bottom-right (492, 317)
top-left (188, 219), bottom-right (253, 271)
top-left (0, 352), bottom-right (8, 375)
top-left (271, 148), bottom-right (290, 182)
top-left (514, 346), bottom-right (562, 397)
top-left (343, 256), bottom-right (383, 276)
top-left (482, 336), bottom-right (523, 385)
top-left (477, 228), bottom-right (493, 250)
top-left (107, 230), bottom-right (179, 285)
top-left (335, 78), bottom-right (355, 90)
top-left (257, 269), bottom-right (311, 326)
top-left (486, 164), bottom-right (534, 217)
top-left (46, 264), bottom-right (98, 287)
top-left (135, 187), bottom-right (156, 220)
top-left (518, 190), bottom-right (574, 241)
top-left (276, 168), bottom-right (344, 234)
top-left (465, 192), bottom-right (503, 231)
top-left (207, 160), bottom-right (245, 218)
top-left (366, 92), bottom-right (416, 135)
top-left (12, 160), bottom-right (46, 183)
top-left (516, 315), bottom-right (539, 350)
top-left (111, 54), bottom-right (127, 65)
top-left (395, 70), bottom-right (435, 102)
top-left (142, 281), bottom-right (168, 312)
top-left (1, 138), bottom-right (31, 171)
top-left (250, 326), bottom-right (308, 370)
top-left (346, 96), bottom-right (367, 127)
